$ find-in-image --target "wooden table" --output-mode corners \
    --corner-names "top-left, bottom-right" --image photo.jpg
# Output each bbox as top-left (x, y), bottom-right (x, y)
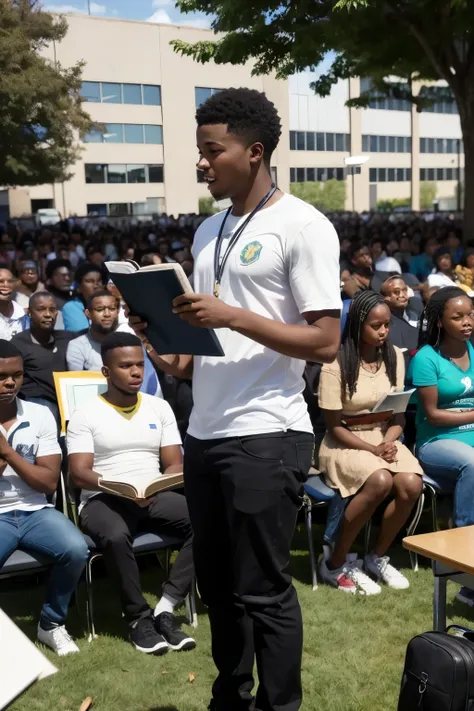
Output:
top-left (403, 526), bottom-right (474, 631)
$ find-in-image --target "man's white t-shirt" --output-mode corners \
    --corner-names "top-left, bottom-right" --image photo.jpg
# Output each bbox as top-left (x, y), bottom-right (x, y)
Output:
top-left (188, 192), bottom-right (341, 440)
top-left (66, 393), bottom-right (182, 507)
top-left (0, 399), bottom-right (61, 514)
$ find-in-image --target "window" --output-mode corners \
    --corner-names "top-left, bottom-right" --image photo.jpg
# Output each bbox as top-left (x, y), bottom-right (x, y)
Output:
top-left (307, 167), bottom-right (315, 181)
top-left (296, 132), bottom-right (305, 150)
top-left (123, 84), bottom-right (142, 105)
top-left (436, 138), bottom-right (445, 154)
top-left (144, 125), bottom-right (163, 144)
top-left (316, 133), bottom-right (325, 151)
top-left (345, 134), bottom-right (351, 152)
top-left (317, 168), bottom-right (327, 181)
top-left (396, 136), bottom-right (405, 153)
top-left (420, 138), bottom-right (426, 153)
top-left (87, 203), bottom-right (107, 216)
top-left (81, 81), bottom-right (101, 102)
top-left (388, 136), bottom-right (396, 153)
top-left (143, 85), bottom-right (161, 106)
top-left (326, 133), bottom-right (334, 151)
top-left (378, 168), bottom-right (386, 182)
top-left (436, 168), bottom-right (445, 181)
top-left (407, 137), bottom-right (412, 152)
top-left (428, 138), bottom-right (435, 154)
top-left (379, 136), bottom-right (387, 153)
top-left (104, 123), bottom-right (123, 143)
top-left (306, 132), bottom-right (315, 151)
top-left (397, 168), bottom-right (405, 182)
top-left (335, 133), bottom-right (344, 151)
top-left (369, 168), bottom-right (377, 182)
top-left (388, 168), bottom-right (395, 182)
top-left (427, 168), bottom-right (435, 181)
top-left (362, 135), bottom-right (369, 152)
top-left (336, 167), bottom-right (344, 181)
top-left (289, 131), bottom-right (296, 150)
top-left (148, 165), bottom-right (164, 183)
top-left (446, 168), bottom-right (453, 180)
top-left (84, 128), bottom-right (103, 143)
top-left (296, 168), bottom-right (305, 182)
top-left (195, 87), bottom-right (220, 107)
top-left (109, 203), bottom-right (129, 216)
top-left (197, 169), bottom-right (205, 183)
top-left (127, 165), bottom-right (146, 183)
top-left (107, 165), bottom-right (127, 183)
top-left (101, 82), bottom-right (122, 103)
top-left (124, 124), bottom-right (144, 144)
top-left (370, 135), bottom-right (378, 152)
top-left (420, 169), bottom-right (426, 181)
top-left (290, 168), bottom-right (296, 183)
top-left (84, 164), bottom-right (106, 184)
top-left (446, 138), bottom-right (454, 153)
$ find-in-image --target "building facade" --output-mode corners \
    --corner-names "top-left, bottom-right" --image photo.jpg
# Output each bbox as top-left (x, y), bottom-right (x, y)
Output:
top-left (7, 14), bottom-right (464, 217)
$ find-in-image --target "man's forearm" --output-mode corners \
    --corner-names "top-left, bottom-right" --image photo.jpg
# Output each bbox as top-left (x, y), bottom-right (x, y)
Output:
top-left (147, 351), bottom-right (193, 379)
top-left (69, 466), bottom-right (101, 491)
top-left (228, 308), bottom-right (339, 363)
top-left (2, 449), bottom-right (58, 494)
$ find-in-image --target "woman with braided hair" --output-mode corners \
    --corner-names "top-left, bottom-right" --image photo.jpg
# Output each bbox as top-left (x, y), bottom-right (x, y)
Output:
top-left (409, 286), bottom-right (474, 607)
top-left (318, 290), bottom-right (423, 594)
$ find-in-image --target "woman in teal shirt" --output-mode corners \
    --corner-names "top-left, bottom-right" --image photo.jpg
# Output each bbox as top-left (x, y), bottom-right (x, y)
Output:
top-left (409, 287), bottom-right (474, 561)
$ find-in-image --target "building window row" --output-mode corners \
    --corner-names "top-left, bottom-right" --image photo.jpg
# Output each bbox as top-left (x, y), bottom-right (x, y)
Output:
top-left (85, 163), bottom-right (164, 184)
top-left (369, 168), bottom-right (412, 183)
top-left (420, 167), bottom-right (461, 181)
top-left (87, 202), bottom-right (162, 217)
top-left (362, 135), bottom-right (411, 153)
top-left (420, 137), bottom-right (463, 154)
top-left (290, 167), bottom-right (345, 183)
top-left (80, 81), bottom-right (161, 106)
top-left (195, 87), bottom-right (222, 107)
top-left (289, 131), bottom-right (350, 152)
top-left (84, 123), bottom-right (163, 144)
top-left (360, 78), bottom-right (412, 112)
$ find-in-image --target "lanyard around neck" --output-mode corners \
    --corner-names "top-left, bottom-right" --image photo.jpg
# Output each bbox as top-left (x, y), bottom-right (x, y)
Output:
top-left (213, 184), bottom-right (277, 298)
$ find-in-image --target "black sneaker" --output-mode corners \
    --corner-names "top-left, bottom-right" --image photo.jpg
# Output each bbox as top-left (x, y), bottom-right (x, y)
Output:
top-left (154, 611), bottom-right (196, 651)
top-left (129, 616), bottom-right (169, 655)
top-left (456, 586), bottom-right (474, 607)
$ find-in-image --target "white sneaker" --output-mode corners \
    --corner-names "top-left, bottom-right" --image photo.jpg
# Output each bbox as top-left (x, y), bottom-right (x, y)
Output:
top-left (345, 554), bottom-right (382, 595)
top-left (37, 623), bottom-right (80, 656)
top-left (319, 546), bottom-right (357, 594)
top-left (364, 553), bottom-right (410, 590)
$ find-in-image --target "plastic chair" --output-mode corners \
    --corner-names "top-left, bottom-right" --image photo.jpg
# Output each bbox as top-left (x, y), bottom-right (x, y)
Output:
top-left (303, 470), bottom-right (336, 590)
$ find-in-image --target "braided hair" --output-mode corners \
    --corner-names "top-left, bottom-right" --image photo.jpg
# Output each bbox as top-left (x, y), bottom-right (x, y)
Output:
top-left (339, 290), bottom-right (397, 398)
top-left (420, 286), bottom-right (468, 348)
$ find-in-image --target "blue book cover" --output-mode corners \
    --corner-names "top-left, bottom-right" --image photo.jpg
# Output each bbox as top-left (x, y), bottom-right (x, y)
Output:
top-left (106, 261), bottom-right (224, 357)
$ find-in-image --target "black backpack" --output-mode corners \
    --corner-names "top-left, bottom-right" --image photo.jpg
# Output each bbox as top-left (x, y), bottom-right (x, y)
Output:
top-left (398, 630), bottom-right (474, 710)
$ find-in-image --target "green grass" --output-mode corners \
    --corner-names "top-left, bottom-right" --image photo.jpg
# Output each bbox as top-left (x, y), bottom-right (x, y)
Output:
top-left (3, 521), bottom-right (474, 711)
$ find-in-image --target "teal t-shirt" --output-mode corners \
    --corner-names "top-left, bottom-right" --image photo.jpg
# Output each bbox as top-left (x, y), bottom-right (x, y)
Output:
top-left (408, 342), bottom-right (474, 447)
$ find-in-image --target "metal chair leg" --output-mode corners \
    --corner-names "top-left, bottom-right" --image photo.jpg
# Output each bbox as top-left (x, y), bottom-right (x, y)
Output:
top-left (304, 497), bottom-right (318, 591)
top-left (431, 491), bottom-right (439, 532)
top-left (433, 574), bottom-right (447, 631)
top-left (85, 555), bottom-right (99, 642)
top-left (364, 519), bottom-right (372, 556)
top-left (165, 548), bottom-right (171, 578)
top-left (185, 578), bottom-right (198, 628)
top-left (406, 491), bottom-right (425, 572)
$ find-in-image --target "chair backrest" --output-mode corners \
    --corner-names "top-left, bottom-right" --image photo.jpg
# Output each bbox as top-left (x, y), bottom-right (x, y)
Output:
top-left (53, 371), bottom-right (107, 435)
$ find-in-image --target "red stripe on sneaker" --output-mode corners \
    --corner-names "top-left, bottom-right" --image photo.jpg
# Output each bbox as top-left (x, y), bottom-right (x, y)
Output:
top-left (337, 574), bottom-right (356, 590)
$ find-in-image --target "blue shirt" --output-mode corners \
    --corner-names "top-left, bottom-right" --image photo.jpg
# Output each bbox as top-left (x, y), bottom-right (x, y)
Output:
top-left (409, 254), bottom-right (433, 281)
top-left (408, 342), bottom-right (474, 447)
top-left (62, 299), bottom-right (88, 332)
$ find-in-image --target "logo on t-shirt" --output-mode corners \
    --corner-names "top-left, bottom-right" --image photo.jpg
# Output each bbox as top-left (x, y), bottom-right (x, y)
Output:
top-left (461, 376), bottom-right (473, 395)
top-left (240, 241), bottom-right (263, 266)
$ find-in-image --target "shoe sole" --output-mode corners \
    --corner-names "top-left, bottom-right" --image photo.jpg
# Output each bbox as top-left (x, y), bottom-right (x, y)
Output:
top-left (456, 593), bottom-right (474, 607)
top-left (167, 638), bottom-right (196, 651)
top-left (131, 640), bottom-right (169, 655)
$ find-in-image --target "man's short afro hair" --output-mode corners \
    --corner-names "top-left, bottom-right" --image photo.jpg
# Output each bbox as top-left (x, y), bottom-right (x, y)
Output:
top-left (196, 87), bottom-right (282, 163)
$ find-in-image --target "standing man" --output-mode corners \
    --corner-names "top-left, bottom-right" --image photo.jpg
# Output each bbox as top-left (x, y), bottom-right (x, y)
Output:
top-left (130, 88), bottom-right (341, 711)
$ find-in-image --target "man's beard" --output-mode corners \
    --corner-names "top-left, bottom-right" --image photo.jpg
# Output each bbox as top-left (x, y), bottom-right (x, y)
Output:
top-left (94, 321), bottom-right (118, 335)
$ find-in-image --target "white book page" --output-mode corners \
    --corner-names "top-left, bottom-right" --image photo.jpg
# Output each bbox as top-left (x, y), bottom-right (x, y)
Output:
top-left (0, 609), bottom-right (57, 710)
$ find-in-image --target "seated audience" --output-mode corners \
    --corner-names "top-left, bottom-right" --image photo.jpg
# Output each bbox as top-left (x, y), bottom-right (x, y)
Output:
top-left (0, 266), bottom-right (29, 340)
top-left (67, 290), bottom-right (119, 371)
top-left (62, 263), bottom-right (105, 332)
top-left (14, 261), bottom-right (45, 310)
top-left (408, 287), bottom-right (474, 607)
top-left (427, 248), bottom-right (460, 289)
top-left (318, 291), bottom-right (423, 594)
top-left (455, 248), bottom-right (474, 293)
top-left (370, 238), bottom-right (402, 274)
top-left (409, 237), bottom-right (439, 282)
top-left (67, 333), bottom-right (195, 654)
top-left (0, 340), bottom-right (88, 654)
top-left (12, 292), bottom-right (75, 420)
top-left (381, 276), bottom-right (419, 353)
top-left (45, 258), bottom-right (73, 310)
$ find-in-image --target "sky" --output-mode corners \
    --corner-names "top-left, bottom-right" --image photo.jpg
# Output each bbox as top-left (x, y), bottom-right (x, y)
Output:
top-left (42, 0), bottom-right (212, 29)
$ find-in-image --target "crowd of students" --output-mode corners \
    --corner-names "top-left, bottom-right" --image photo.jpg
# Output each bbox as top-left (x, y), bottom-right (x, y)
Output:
top-left (0, 206), bottom-right (473, 659)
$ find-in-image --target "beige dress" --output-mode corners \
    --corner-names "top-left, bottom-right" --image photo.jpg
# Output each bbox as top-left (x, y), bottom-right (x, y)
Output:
top-left (318, 346), bottom-right (423, 497)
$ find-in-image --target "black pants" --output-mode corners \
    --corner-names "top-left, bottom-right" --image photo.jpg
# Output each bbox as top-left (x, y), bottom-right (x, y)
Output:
top-left (184, 430), bottom-right (313, 711)
top-left (79, 491), bottom-right (194, 623)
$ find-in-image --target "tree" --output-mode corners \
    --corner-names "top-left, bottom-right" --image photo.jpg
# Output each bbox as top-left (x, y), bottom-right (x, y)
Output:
top-left (0, 0), bottom-right (94, 187)
top-left (198, 196), bottom-right (219, 214)
top-left (420, 181), bottom-right (437, 209)
top-left (172, 0), bottom-right (474, 237)
top-left (290, 180), bottom-right (346, 212)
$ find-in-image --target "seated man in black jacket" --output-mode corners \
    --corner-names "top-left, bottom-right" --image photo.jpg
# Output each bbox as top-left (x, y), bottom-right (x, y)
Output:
top-left (12, 292), bottom-right (76, 421)
top-left (380, 276), bottom-right (419, 355)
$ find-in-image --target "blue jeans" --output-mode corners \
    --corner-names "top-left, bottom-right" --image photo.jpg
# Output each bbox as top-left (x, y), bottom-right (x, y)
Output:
top-left (417, 439), bottom-right (474, 528)
top-left (0, 508), bottom-right (89, 627)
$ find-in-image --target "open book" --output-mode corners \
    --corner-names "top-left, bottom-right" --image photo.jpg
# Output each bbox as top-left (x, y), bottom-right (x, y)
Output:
top-left (98, 470), bottom-right (184, 500)
top-left (371, 389), bottom-right (415, 415)
top-left (0, 609), bottom-right (57, 710)
top-left (106, 260), bottom-right (224, 357)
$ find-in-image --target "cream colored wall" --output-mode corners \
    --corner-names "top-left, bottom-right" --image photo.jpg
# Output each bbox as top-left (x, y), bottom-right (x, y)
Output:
top-left (30, 15), bottom-right (289, 217)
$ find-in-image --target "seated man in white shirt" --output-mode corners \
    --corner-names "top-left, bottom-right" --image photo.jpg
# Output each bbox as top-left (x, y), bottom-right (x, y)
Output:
top-left (67, 332), bottom-right (195, 655)
top-left (0, 339), bottom-right (88, 655)
top-left (0, 267), bottom-right (29, 340)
